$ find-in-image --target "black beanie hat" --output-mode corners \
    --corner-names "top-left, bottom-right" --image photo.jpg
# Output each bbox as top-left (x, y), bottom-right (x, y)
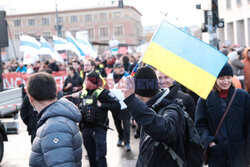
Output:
top-left (134, 66), bottom-right (159, 97)
top-left (218, 62), bottom-right (233, 78)
top-left (87, 71), bottom-right (102, 86)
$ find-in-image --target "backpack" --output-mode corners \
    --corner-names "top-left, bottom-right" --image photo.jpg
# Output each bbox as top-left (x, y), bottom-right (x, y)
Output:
top-left (151, 89), bottom-right (203, 167)
top-left (156, 105), bottom-right (203, 167)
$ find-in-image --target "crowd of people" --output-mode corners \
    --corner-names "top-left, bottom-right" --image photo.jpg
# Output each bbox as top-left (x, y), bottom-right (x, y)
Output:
top-left (3, 43), bottom-right (249, 167)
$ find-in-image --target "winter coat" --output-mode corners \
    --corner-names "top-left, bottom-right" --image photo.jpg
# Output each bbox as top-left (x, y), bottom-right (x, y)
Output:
top-left (242, 47), bottom-right (250, 93)
top-left (195, 87), bottom-right (250, 167)
top-left (29, 98), bottom-right (82, 167)
top-left (20, 95), bottom-right (38, 143)
top-left (124, 88), bottom-right (186, 167)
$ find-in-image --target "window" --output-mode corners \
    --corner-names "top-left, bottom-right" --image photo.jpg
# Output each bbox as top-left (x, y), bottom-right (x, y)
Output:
top-left (87, 28), bottom-right (94, 39)
top-left (28, 19), bottom-right (35, 26)
top-left (71, 30), bottom-right (78, 37)
top-left (57, 16), bottom-right (63, 24)
top-left (70, 15), bottom-right (78, 23)
top-left (84, 14), bottom-right (92, 22)
top-left (113, 12), bottom-right (121, 19)
top-left (114, 26), bottom-right (123, 36)
top-left (100, 27), bottom-right (108, 37)
top-left (226, 0), bottom-right (231, 8)
top-left (41, 18), bottom-right (50, 25)
top-left (28, 33), bottom-right (36, 37)
top-left (236, 0), bottom-right (242, 6)
top-left (42, 32), bottom-right (50, 37)
top-left (99, 13), bottom-right (107, 20)
top-left (14, 20), bottom-right (21, 27)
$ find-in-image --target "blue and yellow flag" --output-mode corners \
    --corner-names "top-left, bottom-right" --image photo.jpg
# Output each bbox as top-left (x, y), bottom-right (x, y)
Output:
top-left (143, 21), bottom-right (228, 99)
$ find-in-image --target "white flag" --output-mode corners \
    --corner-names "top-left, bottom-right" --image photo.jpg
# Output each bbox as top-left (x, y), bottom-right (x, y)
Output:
top-left (53, 36), bottom-right (68, 51)
top-left (40, 36), bottom-right (64, 63)
top-left (76, 32), bottom-right (97, 59)
top-left (20, 35), bottom-right (40, 54)
top-left (65, 31), bottom-right (85, 59)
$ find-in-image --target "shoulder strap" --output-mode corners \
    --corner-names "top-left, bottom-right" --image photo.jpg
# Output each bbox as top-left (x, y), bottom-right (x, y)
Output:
top-left (153, 104), bottom-right (184, 167)
top-left (215, 88), bottom-right (237, 136)
top-left (151, 88), bottom-right (170, 109)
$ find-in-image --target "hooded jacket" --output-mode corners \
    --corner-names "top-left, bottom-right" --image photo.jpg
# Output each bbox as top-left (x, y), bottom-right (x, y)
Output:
top-left (242, 47), bottom-right (250, 92)
top-left (124, 86), bottom-right (186, 167)
top-left (29, 98), bottom-right (82, 167)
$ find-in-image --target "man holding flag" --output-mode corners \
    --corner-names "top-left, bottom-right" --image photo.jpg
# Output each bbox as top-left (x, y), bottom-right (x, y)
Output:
top-left (122, 20), bottom-right (229, 166)
top-left (123, 66), bottom-right (187, 166)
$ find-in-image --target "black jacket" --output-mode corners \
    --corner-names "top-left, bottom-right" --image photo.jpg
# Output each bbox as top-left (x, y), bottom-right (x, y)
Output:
top-left (195, 87), bottom-right (250, 167)
top-left (124, 88), bottom-right (186, 167)
top-left (48, 62), bottom-right (59, 72)
top-left (63, 74), bottom-right (83, 94)
top-left (20, 95), bottom-right (37, 143)
top-left (83, 89), bottom-right (120, 128)
top-left (176, 90), bottom-right (196, 121)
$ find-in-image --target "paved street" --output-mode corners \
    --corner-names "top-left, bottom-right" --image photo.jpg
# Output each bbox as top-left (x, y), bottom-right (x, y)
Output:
top-left (0, 112), bottom-right (139, 167)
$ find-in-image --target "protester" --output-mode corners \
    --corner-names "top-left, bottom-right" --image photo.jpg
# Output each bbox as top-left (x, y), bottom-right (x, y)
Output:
top-left (122, 55), bottom-right (130, 72)
top-left (228, 51), bottom-right (245, 88)
top-left (27, 64), bottom-right (34, 74)
top-left (27, 72), bottom-right (82, 167)
top-left (107, 62), bottom-right (131, 151)
top-left (195, 63), bottom-right (250, 167)
top-left (123, 66), bottom-right (186, 166)
top-left (48, 59), bottom-right (59, 72)
top-left (63, 65), bottom-right (83, 104)
top-left (242, 47), bottom-right (250, 93)
top-left (95, 57), bottom-right (107, 78)
top-left (157, 71), bottom-right (196, 120)
top-left (15, 61), bottom-right (27, 73)
top-left (74, 71), bottom-right (120, 167)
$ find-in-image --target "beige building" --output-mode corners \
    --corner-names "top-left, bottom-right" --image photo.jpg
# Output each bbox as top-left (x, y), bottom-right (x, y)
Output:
top-left (218, 0), bottom-right (250, 47)
top-left (5, 6), bottom-right (142, 58)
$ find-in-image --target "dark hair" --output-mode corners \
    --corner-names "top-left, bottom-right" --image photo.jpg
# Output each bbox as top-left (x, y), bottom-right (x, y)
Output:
top-left (39, 68), bottom-right (53, 74)
top-left (67, 65), bottom-right (76, 74)
top-left (27, 73), bottom-right (57, 101)
top-left (86, 58), bottom-right (96, 68)
top-left (122, 56), bottom-right (130, 64)
top-left (87, 71), bottom-right (102, 87)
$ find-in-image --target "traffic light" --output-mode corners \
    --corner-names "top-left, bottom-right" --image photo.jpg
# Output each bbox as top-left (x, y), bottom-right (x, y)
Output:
top-left (212, 0), bottom-right (219, 27)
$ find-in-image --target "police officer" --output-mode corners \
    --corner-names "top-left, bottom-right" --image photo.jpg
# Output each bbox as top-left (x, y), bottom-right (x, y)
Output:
top-left (77, 71), bottom-right (120, 167)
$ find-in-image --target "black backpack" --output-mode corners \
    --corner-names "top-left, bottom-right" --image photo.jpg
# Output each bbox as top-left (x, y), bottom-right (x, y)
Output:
top-left (151, 89), bottom-right (203, 167)
top-left (155, 105), bottom-right (203, 167)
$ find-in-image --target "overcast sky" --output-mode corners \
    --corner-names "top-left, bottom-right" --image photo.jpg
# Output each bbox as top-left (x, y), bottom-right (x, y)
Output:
top-left (0, 0), bottom-right (203, 27)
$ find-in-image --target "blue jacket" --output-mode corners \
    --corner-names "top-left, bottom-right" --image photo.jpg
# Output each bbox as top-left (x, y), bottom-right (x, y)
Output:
top-left (195, 87), bottom-right (250, 167)
top-left (29, 98), bottom-right (82, 167)
top-left (124, 87), bottom-right (186, 167)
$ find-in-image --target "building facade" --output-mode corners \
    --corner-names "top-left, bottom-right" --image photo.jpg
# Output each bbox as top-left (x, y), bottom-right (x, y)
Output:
top-left (218, 0), bottom-right (250, 47)
top-left (5, 6), bottom-right (142, 58)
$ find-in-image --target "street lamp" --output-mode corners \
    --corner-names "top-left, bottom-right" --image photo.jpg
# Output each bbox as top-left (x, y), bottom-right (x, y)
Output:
top-left (55, 0), bottom-right (62, 37)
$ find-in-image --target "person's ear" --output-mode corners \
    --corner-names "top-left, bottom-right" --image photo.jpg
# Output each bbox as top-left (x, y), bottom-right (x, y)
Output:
top-left (27, 94), bottom-right (34, 103)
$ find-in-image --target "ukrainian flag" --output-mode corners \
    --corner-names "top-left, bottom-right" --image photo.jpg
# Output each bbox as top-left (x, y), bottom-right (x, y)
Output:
top-left (143, 21), bottom-right (228, 99)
